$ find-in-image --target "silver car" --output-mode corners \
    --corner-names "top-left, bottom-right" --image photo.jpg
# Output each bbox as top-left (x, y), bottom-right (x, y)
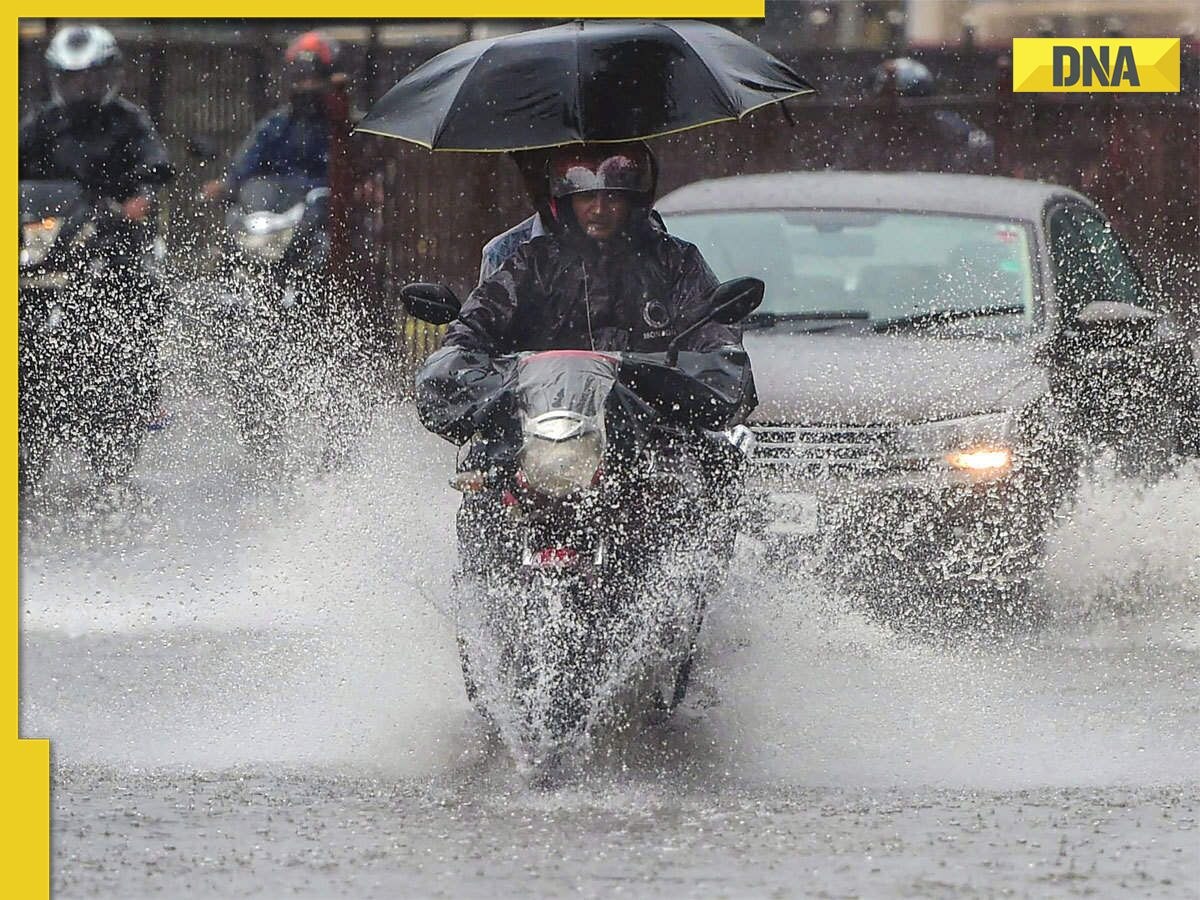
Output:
top-left (659, 171), bottom-right (1198, 620)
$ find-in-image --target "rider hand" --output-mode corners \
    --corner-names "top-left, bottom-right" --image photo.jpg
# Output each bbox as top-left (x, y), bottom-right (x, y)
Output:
top-left (122, 195), bottom-right (153, 222)
top-left (201, 179), bottom-right (227, 202)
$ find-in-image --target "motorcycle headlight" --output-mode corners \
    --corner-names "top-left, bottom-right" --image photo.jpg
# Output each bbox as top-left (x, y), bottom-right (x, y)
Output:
top-left (898, 412), bottom-right (1016, 479)
top-left (235, 205), bottom-right (305, 262)
top-left (235, 224), bottom-right (296, 262)
top-left (20, 217), bottom-right (63, 266)
top-left (519, 412), bottom-right (605, 498)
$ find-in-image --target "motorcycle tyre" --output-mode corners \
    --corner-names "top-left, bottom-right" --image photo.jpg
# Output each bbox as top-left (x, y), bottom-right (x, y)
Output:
top-left (86, 424), bottom-right (143, 485)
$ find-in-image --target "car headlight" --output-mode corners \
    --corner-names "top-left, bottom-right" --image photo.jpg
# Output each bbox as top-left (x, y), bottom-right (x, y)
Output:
top-left (945, 446), bottom-right (1013, 472)
top-left (20, 217), bottom-right (63, 266)
top-left (519, 412), bottom-right (605, 498)
top-left (898, 412), bottom-right (1016, 478)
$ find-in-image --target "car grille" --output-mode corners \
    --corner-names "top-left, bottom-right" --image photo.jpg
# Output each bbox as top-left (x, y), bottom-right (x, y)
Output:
top-left (750, 423), bottom-right (902, 479)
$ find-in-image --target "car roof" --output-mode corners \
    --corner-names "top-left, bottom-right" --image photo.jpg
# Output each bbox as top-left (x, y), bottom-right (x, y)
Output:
top-left (656, 171), bottom-right (1093, 222)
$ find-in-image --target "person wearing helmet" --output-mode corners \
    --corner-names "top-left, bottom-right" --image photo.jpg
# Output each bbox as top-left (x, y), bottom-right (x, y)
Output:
top-left (20, 24), bottom-right (175, 460)
top-left (870, 56), bottom-right (937, 98)
top-left (840, 57), bottom-right (994, 174)
top-left (202, 31), bottom-right (345, 202)
top-left (19, 24), bottom-right (174, 221)
top-left (446, 141), bottom-right (739, 356)
top-left (477, 148), bottom-right (671, 285)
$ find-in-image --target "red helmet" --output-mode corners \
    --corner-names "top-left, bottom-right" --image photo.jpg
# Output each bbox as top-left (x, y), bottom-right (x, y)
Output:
top-left (284, 31), bottom-right (341, 79)
top-left (548, 142), bottom-right (654, 200)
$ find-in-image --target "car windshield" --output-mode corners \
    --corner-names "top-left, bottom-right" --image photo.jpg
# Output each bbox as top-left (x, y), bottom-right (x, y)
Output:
top-left (663, 209), bottom-right (1037, 334)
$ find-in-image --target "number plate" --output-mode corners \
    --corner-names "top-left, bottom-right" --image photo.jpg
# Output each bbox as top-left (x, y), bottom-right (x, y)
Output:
top-left (767, 492), bottom-right (820, 536)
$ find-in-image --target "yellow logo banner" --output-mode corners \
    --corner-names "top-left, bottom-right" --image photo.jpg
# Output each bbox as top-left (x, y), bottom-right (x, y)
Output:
top-left (1012, 38), bottom-right (1180, 93)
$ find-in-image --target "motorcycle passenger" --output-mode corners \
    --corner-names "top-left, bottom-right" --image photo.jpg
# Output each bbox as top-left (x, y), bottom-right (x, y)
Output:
top-left (477, 150), bottom-right (551, 284)
top-left (448, 141), bottom-right (742, 356)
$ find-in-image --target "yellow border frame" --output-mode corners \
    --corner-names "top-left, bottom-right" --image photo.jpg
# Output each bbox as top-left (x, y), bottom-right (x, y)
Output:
top-left (8, 5), bottom-right (765, 897)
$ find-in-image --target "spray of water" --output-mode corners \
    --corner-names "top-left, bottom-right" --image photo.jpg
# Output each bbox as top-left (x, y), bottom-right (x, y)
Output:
top-left (20, 386), bottom-right (1200, 793)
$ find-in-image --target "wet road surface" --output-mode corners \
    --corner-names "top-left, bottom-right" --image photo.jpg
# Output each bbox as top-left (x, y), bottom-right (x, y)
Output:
top-left (20, 398), bottom-right (1200, 898)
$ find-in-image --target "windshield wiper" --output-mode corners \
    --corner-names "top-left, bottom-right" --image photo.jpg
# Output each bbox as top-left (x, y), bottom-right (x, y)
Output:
top-left (746, 310), bottom-right (871, 330)
top-left (871, 304), bottom-right (1026, 332)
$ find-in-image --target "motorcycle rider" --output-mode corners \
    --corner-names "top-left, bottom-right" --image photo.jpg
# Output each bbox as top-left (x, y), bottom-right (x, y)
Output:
top-left (202, 31), bottom-right (345, 265)
top-left (203, 32), bottom-right (377, 471)
top-left (20, 24), bottom-right (174, 228)
top-left (447, 141), bottom-right (743, 357)
top-left (840, 57), bottom-right (994, 174)
top-left (427, 142), bottom-right (754, 569)
top-left (19, 24), bottom-right (175, 468)
top-left (422, 145), bottom-right (754, 720)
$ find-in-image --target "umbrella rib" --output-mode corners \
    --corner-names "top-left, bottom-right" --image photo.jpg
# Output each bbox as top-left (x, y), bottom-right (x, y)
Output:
top-left (573, 20), bottom-right (585, 143)
top-left (428, 42), bottom-right (496, 150)
top-left (657, 21), bottom-right (741, 119)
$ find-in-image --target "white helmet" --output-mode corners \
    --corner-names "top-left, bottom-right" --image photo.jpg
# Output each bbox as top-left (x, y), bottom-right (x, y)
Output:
top-left (46, 25), bottom-right (123, 107)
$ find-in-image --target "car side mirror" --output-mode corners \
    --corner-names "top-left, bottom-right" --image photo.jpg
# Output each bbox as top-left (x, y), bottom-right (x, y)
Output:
top-left (400, 282), bottom-right (461, 325)
top-left (1039, 299), bottom-right (1162, 367)
top-left (1074, 299), bottom-right (1159, 327)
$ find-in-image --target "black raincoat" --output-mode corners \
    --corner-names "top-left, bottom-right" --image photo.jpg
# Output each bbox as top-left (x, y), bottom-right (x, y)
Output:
top-left (443, 211), bottom-right (740, 355)
top-left (19, 97), bottom-right (174, 201)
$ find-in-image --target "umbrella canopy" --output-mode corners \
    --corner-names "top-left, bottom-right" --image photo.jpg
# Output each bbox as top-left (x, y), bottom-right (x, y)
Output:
top-left (356, 19), bottom-right (815, 152)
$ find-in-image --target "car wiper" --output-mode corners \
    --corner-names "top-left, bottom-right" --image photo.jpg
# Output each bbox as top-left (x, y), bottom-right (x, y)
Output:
top-left (745, 310), bottom-right (871, 330)
top-left (871, 304), bottom-right (1026, 332)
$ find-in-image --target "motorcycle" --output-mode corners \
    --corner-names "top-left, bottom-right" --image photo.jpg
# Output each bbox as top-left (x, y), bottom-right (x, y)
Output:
top-left (403, 278), bottom-right (762, 772)
top-left (210, 175), bottom-right (372, 467)
top-left (208, 175), bottom-right (328, 455)
top-left (19, 178), bottom-right (164, 490)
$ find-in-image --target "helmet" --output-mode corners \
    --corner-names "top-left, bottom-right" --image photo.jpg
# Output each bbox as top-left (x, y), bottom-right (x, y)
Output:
top-left (871, 57), bottom-right (935, 98)
top-left (284, 31), bottom-right (341, 81)
top-left (45, 25), bottom-right (123, 109)
top-left (548, 142), bottom-right (654, 201)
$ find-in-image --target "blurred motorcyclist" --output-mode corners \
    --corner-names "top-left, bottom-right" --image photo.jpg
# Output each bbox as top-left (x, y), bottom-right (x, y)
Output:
top-left (203, 31), bottom-right (343, 203)
top-left (448, 141), bottom-right (744, 357)
top-left (840, 57), bottom-right (994, 174)
top-left (20, 24), bottom-right (174, 245)
top-left (19, 24), bottom-right (175, 447)
top-left (202, 32), bottom-right (378, 472)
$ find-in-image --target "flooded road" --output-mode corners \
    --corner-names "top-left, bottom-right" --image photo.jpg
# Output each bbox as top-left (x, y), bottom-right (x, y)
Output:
top-left (20, 398), bottom-right (1200, 897)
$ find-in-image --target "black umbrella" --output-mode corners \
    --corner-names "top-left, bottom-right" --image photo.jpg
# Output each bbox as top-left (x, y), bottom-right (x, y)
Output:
top-left (355, 19), bottom-right (815, 151)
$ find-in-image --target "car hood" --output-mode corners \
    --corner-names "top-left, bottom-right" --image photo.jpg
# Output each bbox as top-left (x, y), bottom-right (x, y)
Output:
top-left (744, 330), bottom-right (1048, 424)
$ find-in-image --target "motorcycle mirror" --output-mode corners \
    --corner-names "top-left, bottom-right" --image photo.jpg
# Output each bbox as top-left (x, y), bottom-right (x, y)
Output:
top-left (400, 283), bottom-right (461, 325)
top-left (665, 277), bottom-right (764, 367)
top-left (710, 277), bottom-right (766, 325)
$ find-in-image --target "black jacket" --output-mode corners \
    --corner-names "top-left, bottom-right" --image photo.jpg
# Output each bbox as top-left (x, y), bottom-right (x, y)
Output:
top-left (19, 98), bottom-right (174, 201)
top-left (443, 212), bottom-right (741, 355)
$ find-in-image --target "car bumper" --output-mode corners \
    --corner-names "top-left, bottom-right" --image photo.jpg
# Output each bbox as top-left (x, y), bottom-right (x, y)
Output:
top-left (746, 463), bottom-right (1053, 583)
